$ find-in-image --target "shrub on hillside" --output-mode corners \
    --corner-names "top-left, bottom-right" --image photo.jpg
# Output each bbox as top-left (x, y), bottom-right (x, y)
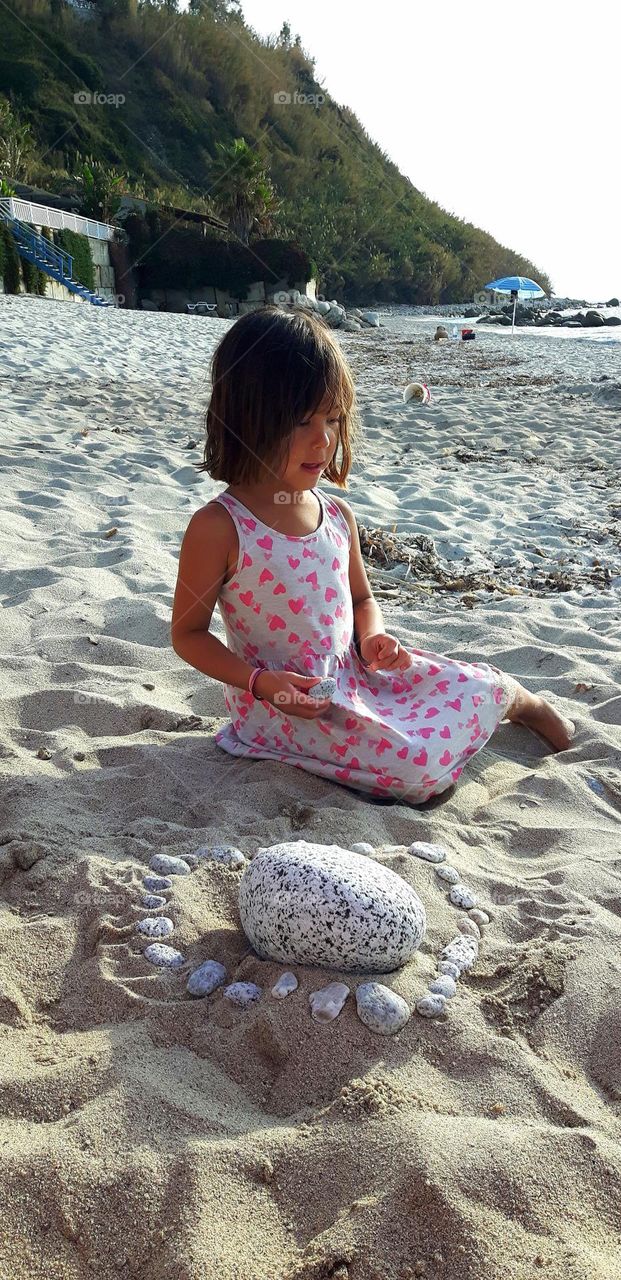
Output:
top-left (56, 229), bottom-right (95, 291)
top-left (0, 223), bottom-right (21, 294)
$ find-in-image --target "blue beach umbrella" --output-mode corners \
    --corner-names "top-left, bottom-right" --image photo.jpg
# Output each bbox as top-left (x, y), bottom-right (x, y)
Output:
top-left (485, 275), bottom-right (546, 333)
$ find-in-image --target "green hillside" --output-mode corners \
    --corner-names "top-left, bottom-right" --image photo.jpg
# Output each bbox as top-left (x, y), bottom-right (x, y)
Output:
top-left (0, 0), bottom-right (552, 303)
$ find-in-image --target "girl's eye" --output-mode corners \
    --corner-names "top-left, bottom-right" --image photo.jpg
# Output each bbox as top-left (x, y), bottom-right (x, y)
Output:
top-left (300, 417), bottom-right (340, 426)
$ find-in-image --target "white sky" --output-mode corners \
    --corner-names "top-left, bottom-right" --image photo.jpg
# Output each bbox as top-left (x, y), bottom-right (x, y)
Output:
top-left (222, 0), bottom-right (620, 301)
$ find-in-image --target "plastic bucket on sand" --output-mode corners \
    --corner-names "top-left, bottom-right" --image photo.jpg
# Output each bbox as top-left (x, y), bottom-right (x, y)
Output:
top-left (403, 382), bottom-right (432, 404)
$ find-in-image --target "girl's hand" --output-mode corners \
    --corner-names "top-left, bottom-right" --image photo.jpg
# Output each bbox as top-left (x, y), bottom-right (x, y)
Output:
top-left (358, 632), bottom-right (412, 673)
top-left (252, 669), bottom-right (333, 719)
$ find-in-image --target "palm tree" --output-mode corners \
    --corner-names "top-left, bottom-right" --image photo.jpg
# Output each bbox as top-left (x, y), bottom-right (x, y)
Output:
top-left (208, 138), bottom-right (278, 244)
top-left (74, 156), bottom-right (126, 222)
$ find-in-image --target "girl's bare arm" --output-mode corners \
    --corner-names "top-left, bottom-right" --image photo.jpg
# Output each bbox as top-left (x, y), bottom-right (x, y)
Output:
top-left (171, 503), bottom-right (256, 692)
top-left (331, 497), bottom-right (386, 643)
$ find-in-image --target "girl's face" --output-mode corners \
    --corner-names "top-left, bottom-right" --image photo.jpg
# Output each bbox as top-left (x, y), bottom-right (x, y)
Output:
top-left (280, 393), bottom-right (340, 489)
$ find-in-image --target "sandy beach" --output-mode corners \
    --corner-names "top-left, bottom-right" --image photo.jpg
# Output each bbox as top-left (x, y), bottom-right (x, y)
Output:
top-left (1, 293), bottom-right (620, 1280)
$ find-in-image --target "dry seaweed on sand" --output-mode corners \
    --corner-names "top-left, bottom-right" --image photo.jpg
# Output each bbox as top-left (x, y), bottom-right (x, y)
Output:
top-left (336, 330), bottom-right (562, 392)
top-left (357, 521), bottom-right (518, 599)
top-left (357, 520), bottom-right (619, 602)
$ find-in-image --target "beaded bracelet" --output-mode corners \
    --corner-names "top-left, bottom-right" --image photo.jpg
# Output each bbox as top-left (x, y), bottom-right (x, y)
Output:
top-left (247, 666), bottom-right (265, 698)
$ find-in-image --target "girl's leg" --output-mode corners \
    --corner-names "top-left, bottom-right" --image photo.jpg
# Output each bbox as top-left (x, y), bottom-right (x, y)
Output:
top-left (504, 680), bottom-right (575, 752)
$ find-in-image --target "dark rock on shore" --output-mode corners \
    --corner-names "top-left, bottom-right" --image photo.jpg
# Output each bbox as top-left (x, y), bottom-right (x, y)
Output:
top-left (479, 302), bottom-right (620, 330)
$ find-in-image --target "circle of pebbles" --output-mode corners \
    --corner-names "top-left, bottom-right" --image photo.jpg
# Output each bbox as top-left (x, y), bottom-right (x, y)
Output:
top-left (135, 836), bottom-right (491, 1029)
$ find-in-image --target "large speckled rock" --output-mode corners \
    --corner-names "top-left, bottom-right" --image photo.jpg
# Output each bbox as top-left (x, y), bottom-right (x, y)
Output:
top-left (238, 840), bottom-right (426, 973)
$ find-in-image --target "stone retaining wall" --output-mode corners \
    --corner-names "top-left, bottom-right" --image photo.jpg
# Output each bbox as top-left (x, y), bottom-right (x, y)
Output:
top-left (139, 278), bottom-right (316, 316)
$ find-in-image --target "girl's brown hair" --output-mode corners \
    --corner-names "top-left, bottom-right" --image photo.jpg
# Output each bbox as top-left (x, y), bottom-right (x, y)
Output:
top-left (199, 304), bottom-right (360, 487)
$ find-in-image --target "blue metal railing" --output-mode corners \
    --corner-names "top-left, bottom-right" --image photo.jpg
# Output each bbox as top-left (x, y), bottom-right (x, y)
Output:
top-left (0, 198), bottom-right (110, 306)
top-left (0, 208), bottom-right (73, 280)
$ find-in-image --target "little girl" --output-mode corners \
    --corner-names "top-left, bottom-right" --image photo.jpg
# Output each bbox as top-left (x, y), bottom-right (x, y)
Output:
top-left (171, 304), bottom-right (575, 806)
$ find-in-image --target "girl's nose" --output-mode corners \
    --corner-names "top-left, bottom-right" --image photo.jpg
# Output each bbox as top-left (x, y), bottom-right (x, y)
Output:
top-left (312, 423), bottom-right (332, 444)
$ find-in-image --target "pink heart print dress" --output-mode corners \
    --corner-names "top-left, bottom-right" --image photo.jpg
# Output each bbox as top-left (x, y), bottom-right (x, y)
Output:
top-left (213, 487), bottom-right (518, 804)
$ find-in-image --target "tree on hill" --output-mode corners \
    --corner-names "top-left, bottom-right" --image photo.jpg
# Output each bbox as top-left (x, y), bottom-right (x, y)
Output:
top-left (188, 0), bottom-right (242, 19)
top-left (73, 156), bottom-right (127, 221)
top-left (208, 138), bottom-right (279, 245)
top-left (0, 96), bottom-right (35, 182)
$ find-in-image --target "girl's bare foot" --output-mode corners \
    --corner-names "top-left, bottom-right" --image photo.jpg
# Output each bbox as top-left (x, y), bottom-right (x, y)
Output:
top-left (507, 687), bottom-right (575, 752)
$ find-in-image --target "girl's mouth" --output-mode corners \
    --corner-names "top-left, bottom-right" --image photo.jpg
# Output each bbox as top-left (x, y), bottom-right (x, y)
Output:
top-left (301, 463), bottom-right (324, 472)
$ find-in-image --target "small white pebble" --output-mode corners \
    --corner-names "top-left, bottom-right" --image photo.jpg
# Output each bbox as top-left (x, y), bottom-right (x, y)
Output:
top-left (143, 943), bottom-right (185, 968)
top-left (141, 894), bottom-right (167, 910)
top-left (408, 842), bottom-right (447, 863)
top-left (428, 975), bottom-right (457, 998)
top-left (149, 854), bottom-right (191, 877)
top-left (416, 994), bottom-right (447, 1018)
top-left (143, 875), bottom-right (172, 892)
top-left (435, 864), bottom-right (460, 884)
top-left (223, 981), bottom-right (262, 1007)
top-left (355, 982), bottom-right (411, 1035)
top-left (351, 842), bottom-right (375, 856)
top-left (307, 676), bottom-right (336, 701)
top-left (469, 908), bottom-right (490, 927)
top-left (450, 884), bottom-right (477, 910)
top-left (195, 845), bottom-right (246, 868)
top-left (309, 982), bottom-right (350, 1023)
top-left (441, 935), bottom-right (478, 972)
top-left (187, 960), bottom-right (227, 997)
top-left (458, 918), bottom-right (481, 940)
top-left (136, 916), bottom-right (174, 938)
top-left (438, 961), bottom-right (460, 980)
top-left (271, 972), bottom-right (299, 999)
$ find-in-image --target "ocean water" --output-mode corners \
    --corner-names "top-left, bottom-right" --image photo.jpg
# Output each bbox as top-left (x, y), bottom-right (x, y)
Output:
top-left (378, 307), bottom-right (621, 383)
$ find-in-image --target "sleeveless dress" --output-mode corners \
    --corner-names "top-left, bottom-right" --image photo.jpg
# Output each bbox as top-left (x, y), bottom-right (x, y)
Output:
top-left (213, 487), bottom-right (518, 805)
